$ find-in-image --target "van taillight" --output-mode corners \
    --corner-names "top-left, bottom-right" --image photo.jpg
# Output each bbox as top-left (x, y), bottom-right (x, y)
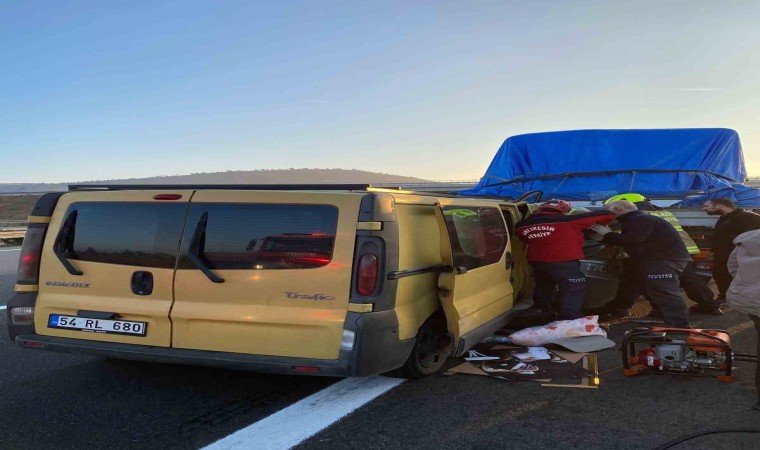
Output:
top-left (16, 223), bottom-right (47, 285)
top-left (357, 254), bottom-right (378, 296)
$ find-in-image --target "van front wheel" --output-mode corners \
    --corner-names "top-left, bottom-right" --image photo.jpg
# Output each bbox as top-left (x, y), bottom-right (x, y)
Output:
top-left (398, 315), bottom-right (452, 379)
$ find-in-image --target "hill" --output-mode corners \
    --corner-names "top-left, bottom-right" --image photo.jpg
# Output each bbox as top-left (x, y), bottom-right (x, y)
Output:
top-left (0, 195), bottom-right (43, 221)
top-left (0, 169), bottom-right (430, 219)
top-left (0, 168), bottom-right (429, 194)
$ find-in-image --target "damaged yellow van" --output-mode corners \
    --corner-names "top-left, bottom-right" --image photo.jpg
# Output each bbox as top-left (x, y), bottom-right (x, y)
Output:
top-left (7, 185), bottom-right (530, 378)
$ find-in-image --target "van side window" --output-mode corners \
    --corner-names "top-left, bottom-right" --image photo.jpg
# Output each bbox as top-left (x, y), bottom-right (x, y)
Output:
top-left (62, 202), bottom-right (188, 268)
top-left (442, 206), bottom-right (509, 270)
top-left (179, 204), bottom-right (339, 270)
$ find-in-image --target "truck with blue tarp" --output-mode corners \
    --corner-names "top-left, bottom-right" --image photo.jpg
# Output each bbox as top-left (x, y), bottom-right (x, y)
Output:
top-left (459, 128), bottom-right (760, 307)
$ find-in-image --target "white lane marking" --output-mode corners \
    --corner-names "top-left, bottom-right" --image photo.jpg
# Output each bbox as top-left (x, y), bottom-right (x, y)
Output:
top-left (0, 248), bottom-right (21, 252)
top-left (203, 375), bottom-right (405, 450)
top-left (0, 305), bottom-right (6, 310)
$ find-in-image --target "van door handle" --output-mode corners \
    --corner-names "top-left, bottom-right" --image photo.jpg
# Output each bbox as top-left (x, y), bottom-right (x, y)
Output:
top-left (187, 212), bottom-right (225, 283)
top-left (455, 266), bottom-right (468, 274)
top-left (131, 271), bottom-right (154, 296)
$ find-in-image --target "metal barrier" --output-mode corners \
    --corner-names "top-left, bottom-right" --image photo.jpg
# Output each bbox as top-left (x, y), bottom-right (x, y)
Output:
top-left (0, 220), bottom-right (27, 229)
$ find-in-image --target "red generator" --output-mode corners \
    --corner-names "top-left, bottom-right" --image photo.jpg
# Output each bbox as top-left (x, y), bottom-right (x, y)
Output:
top-left (621, 327), bottom-right (748, 382)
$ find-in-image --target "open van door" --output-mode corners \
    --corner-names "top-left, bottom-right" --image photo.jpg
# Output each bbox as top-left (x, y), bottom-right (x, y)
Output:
top-left (434, 201), bottom-right (513, 356)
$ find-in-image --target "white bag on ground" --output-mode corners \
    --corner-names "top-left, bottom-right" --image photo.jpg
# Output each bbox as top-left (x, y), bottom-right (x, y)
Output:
top-left (508, 316), bottom-right (607, 347)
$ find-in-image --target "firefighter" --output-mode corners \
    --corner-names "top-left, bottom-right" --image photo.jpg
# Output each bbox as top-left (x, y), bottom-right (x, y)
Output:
top-left (516, 199), bottom-right (615, 320)
top-left (590, 201), bottom-right (691, 327)
top-left (586, 193), bottom-right (722, 319)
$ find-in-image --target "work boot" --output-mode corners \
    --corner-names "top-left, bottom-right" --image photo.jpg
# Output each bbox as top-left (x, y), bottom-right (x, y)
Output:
top-left (689, 304), bottom-right (724, 316)
top-left (643, 310), bottom-right (665, 321)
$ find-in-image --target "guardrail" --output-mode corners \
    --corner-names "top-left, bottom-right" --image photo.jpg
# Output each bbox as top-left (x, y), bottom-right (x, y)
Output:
top-left (0, 230), bottom-right (24, 246)
top-left (0, 220), bottom-right (27, 246)
top-left (0, 220), bottom-right (27, 229)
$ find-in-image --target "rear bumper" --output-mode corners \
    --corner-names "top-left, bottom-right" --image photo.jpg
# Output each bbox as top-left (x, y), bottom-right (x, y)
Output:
top-left (12, 310), bottom-right (416, 377)
top-left (15, 334), bottom-right (354, 376)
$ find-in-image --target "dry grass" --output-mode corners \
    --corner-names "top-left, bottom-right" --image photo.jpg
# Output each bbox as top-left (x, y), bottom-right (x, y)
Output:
top-left (0, 195), bottom-right (42, 221)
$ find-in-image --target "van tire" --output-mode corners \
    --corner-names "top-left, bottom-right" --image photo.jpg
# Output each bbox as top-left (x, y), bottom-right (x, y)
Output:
top-left (398, 314), bottom-right (452, 379)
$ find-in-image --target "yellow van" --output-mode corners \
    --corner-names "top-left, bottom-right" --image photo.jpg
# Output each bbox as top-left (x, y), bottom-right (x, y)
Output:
top-left (6, 185), bottom-right (531, 378)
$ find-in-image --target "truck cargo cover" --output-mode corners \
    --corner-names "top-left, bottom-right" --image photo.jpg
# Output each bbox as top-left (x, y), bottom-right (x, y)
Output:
top-left (461, 128), bottom-right (751, 203)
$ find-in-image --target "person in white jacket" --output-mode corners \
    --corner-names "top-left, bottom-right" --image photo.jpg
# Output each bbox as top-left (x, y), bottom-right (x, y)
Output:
top-left (726, 229), bottom-right (760, 412)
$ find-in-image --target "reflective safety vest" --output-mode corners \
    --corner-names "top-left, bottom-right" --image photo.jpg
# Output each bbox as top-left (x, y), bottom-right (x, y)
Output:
top-left (645, 210), bottom-right (700, 255)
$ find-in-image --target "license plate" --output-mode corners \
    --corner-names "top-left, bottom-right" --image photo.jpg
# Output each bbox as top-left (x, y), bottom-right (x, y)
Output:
top-left (48, 314), bottom-right (147, 336)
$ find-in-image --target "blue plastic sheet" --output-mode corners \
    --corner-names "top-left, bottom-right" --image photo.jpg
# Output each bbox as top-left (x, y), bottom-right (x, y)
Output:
top-left (461, 128), bottom-right (750, 202)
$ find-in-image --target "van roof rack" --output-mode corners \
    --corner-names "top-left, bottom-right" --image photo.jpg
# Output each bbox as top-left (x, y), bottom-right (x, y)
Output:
top-left (68, 183), bottom-right (377, 191)
top-left (65, 183), bottom-right (522, 202)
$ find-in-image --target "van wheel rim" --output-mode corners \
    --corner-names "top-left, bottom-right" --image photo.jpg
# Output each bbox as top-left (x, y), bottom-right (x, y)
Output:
top-left (416, 327), bottom-right (443, 368)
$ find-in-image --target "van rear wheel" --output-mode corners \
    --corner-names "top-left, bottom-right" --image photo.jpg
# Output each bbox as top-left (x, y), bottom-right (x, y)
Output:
top-left (398, 314), bottom-right (452, 379)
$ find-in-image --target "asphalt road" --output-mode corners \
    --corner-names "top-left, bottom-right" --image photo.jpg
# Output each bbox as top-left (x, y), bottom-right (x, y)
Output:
top-left (0, 247), bottom-right (340, 450)
top-left (298, 310), bottom-right (760, 450)
top-left (1, 250), bottom-right (759, 450)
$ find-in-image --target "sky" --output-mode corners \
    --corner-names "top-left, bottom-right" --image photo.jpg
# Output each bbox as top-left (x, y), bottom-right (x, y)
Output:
top-left (2, 0), bottom-right (759, 183)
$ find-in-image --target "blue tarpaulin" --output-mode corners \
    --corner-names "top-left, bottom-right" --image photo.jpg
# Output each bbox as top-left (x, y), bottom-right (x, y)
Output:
top-left (460, 128), bottom-right (760, 206)
top-left (673, 184), bottom-right (760, 208)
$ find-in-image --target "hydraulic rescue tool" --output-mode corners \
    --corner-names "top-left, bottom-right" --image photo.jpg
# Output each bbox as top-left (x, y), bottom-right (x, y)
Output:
top-left (621, 327), bottom-right (757, 382)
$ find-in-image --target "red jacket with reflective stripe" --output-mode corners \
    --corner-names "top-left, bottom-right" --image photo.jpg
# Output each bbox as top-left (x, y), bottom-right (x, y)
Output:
top-left (516, 210), bottom-right (615, 262)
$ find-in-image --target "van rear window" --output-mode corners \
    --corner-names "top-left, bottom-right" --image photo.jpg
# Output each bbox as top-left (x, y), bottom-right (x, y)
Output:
top-left (179, 204), bottom-right (339, 270)
top-left (62, 202), bottom-right (188, 268)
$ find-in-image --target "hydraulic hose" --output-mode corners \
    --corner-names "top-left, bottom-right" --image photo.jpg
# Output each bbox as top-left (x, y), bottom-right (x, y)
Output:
top-left (654, 429), bottom-right (760, 450)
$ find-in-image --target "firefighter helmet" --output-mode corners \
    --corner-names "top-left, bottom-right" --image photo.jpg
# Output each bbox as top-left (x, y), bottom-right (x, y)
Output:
top-left (604, 193), bottom-right (647, 205)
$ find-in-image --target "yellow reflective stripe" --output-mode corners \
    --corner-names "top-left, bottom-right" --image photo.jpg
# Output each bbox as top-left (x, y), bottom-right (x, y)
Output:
top-left (348, 303), bottom-right (373, 313)
top-left (639, 210), bottom-right (700, 254)
top-left (15, 284), bottom-right (39, 292)
top-left (356, 221), bottom-right (382, 231)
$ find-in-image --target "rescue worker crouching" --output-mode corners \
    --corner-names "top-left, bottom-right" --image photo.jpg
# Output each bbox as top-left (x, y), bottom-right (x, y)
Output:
top-left (516, 199), bottom-right (615, 320)
top-left (589, 200), bottom-right (692, 328)
top-left (586, 193), bottom-right (722, 320)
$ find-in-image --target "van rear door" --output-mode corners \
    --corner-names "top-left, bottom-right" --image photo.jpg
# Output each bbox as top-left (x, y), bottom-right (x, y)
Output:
top-left (170, 191), bottom-right (361, 360)
top-left (34, 191), bottom-right (192, 347)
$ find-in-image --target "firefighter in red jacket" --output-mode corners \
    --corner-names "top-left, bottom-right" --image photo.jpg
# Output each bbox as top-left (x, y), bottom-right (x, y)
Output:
top-left (516, 200), bottom-right (615, 320)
